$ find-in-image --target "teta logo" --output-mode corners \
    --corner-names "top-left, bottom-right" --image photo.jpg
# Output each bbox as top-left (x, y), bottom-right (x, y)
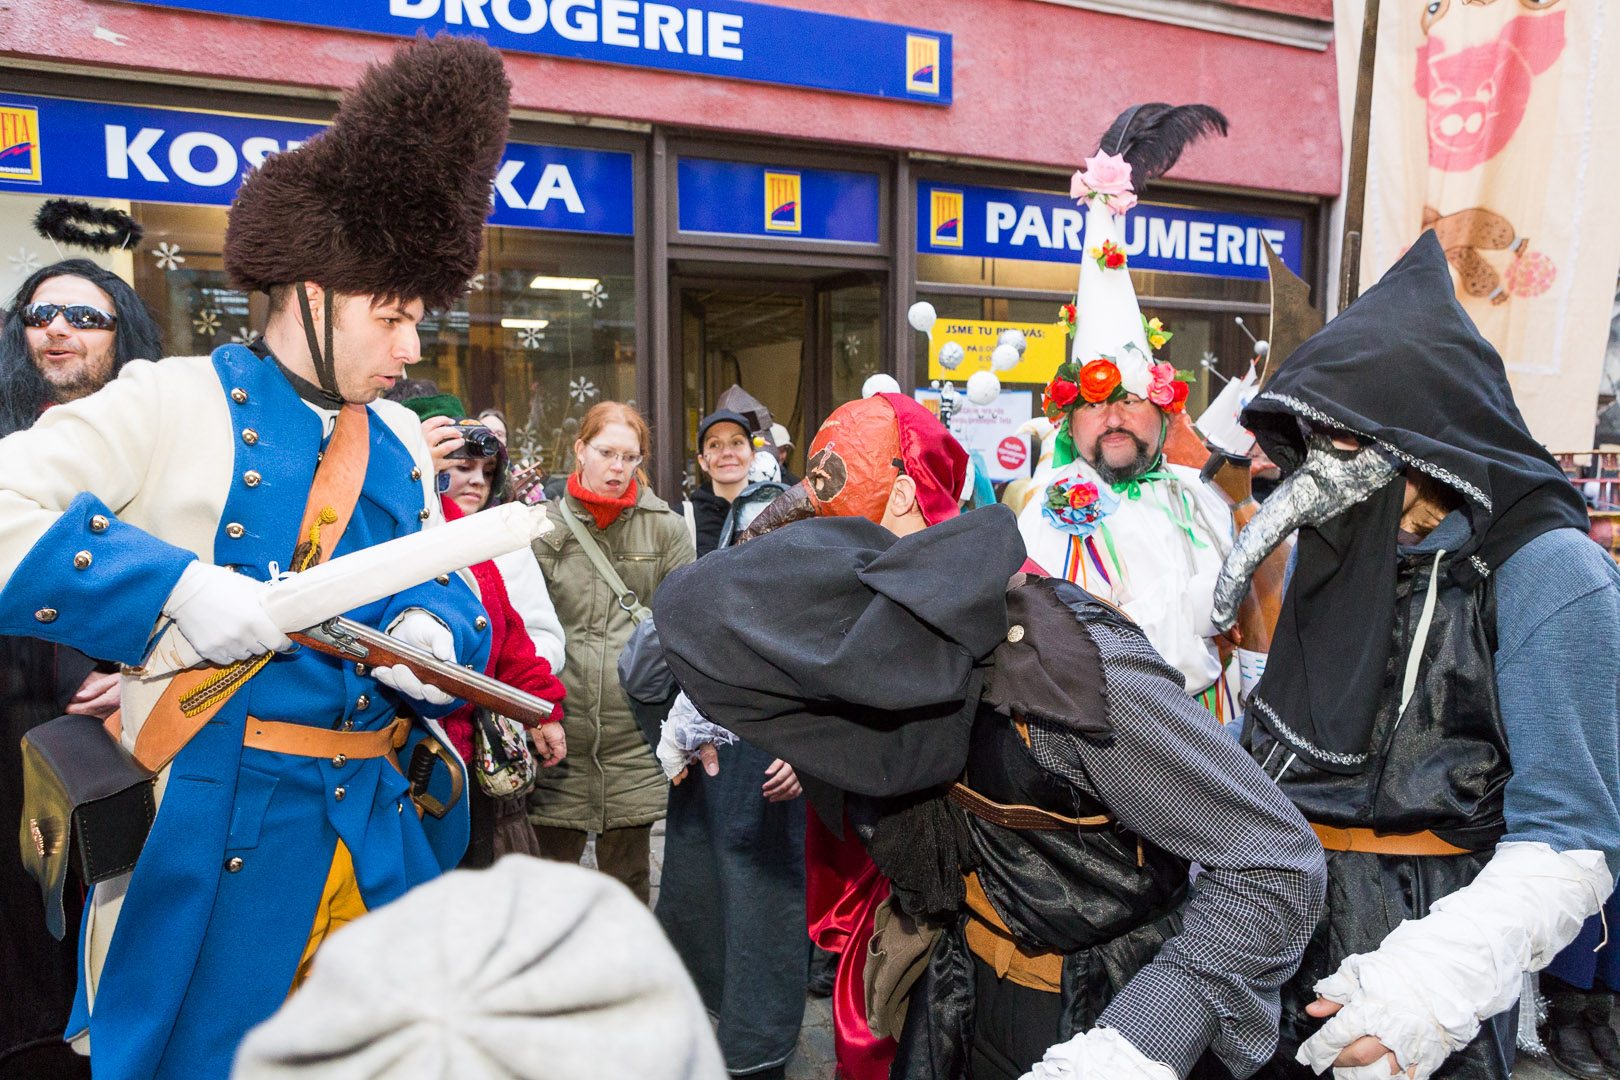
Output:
top-left (931, 188), bottom-right (963, 248)
top-left (906, 35), bottom-right (940, 96)
top-left (0, 104), bottom-right (42, 184)
top-left (764, 170), bottom-right (801, 233)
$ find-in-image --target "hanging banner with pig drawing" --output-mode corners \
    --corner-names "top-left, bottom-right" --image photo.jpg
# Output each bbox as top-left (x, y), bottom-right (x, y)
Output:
top-left (1343, 0), bottom-right (1620, 448)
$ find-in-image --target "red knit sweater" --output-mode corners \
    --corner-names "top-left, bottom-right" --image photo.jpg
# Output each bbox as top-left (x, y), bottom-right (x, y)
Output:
top-left (439, 498), bottom-right (567, 761)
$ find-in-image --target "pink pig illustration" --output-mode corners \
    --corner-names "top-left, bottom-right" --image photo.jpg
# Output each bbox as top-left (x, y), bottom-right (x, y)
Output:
top-left (1415, 11), bottom-right (1566, 172)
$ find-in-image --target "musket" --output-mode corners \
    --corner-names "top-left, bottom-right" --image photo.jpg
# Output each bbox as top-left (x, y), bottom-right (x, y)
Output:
top-left (291, 616), bottom-right (557, 729)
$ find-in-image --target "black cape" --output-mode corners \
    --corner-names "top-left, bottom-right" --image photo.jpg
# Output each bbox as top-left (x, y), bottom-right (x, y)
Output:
top-left (1241, 230), bottom-right (1588, 771)
top-left (653, 506), bottom-right (1027, 800)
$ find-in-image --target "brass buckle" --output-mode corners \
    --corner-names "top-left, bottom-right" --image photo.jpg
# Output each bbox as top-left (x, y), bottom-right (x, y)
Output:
top-left (406, 735), bottom-right (464, 819)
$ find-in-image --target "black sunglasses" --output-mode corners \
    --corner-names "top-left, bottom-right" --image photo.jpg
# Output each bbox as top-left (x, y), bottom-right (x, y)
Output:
top-left (21, 302), bottom-right (118, 331)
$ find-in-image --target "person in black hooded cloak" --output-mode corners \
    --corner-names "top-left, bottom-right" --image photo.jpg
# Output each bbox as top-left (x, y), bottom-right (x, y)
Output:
top-left (654, 391), bottom-right (1325, 1080)
top-left (1210, 230), bottom-right (1620, 1080)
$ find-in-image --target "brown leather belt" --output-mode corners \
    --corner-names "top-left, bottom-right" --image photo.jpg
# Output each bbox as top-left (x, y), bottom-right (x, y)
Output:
top-left (949, 782), bottom-right (1112, 832)
top-left (1311, 822), bottom-right (1472, 857)
top-left (244, 715), bottom-right (410, 763)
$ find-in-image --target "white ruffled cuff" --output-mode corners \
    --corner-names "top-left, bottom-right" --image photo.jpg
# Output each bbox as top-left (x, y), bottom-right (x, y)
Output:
top-left (1019, 1026), bottom-right (1176, 1080)
top-left (1298, 841), bottom-right (1613, 1080)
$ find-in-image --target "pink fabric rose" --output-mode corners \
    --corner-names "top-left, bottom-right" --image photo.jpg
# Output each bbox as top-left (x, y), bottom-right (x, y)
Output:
top-left (1107, 189), bottom-right (1137, 215)
top-left (1079, 152), bottom-right (1134, 197)
top-left (1146, 362), bottom-right (1177, 408)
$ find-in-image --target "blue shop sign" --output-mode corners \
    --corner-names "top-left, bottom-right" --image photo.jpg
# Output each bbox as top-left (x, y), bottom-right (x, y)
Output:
top-left (119, 0), bottom-right (952, 105)
top-left (0, 93), bottom-right (635, 235)
top-left (918, 181), bottom-right (1305, 281)
top-left (677, 158), bottom-right (880, 244)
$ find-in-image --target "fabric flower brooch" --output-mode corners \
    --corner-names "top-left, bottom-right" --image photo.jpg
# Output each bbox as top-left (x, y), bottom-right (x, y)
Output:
top-left (1070, 152), bottom-right (1138, 216)
top-left (1041, 475), bottom-right (1120, 538)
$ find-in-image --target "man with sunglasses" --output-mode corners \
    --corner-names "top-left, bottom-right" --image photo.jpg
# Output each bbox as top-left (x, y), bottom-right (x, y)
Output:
top-left (0, 38), bottom-right (513, 1080)
top-left (0, 258), bottom-right (163, 1079)
top-left (0, 258), bottom-right (163, 435)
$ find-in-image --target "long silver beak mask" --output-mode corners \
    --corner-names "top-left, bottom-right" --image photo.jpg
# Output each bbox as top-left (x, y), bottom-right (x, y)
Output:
top-left (1210, 433), bottom-right (1400, 631)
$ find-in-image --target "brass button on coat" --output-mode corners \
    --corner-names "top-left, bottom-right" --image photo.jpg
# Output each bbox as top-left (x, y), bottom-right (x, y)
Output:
top-left (1007, 624), bottom-right (1025, 644)
top-left (354, 663), bottom-right (366, 676)
top-left (225, 523), bottom-right (245, 539)
top-left (331, 754), bottom-right (347, 767)
top-left (355, 694), bottom-right (370, 711)
top-left (230, 388), bottom-right (248, 404)
top-left (89, 515), bottom-right (109, 533)
top-left (435, 574), bottom-right (450, 586)
top-left (73, 551), bottom-right (92, 570)
top-left (225, 857), bottom-right (244, 873)
top-left (418, 508), bottom-right (430, 521)
top-left (242, 429), bottom-right (259, 445)
top-left (474, 616), bottom-right (489, 631)
top-left (243, 470), bottom-right (261, 487)
top-left (333, 786), bottom-right (346, 802)
top-left (34, 608), bottom-right (57, 623)
top-left (410, 467), bottom-right (422, 482)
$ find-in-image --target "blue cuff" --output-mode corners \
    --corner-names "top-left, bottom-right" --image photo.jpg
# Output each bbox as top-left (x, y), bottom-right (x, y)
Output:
top-left (0, 493), bottom-right (197, 664)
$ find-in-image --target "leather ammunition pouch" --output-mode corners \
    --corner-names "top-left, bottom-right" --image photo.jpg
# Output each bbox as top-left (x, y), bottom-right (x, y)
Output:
top-left (20, 714), bottom-right (156, 940)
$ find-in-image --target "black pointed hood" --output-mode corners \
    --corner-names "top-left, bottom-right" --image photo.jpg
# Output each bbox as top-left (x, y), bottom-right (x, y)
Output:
top-left (1243, 229), bottom-right (1586, 585)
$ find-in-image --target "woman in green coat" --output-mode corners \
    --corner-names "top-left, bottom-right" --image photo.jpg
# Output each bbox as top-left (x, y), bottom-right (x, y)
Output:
top-left (527, 401), bottom-right (695, 902)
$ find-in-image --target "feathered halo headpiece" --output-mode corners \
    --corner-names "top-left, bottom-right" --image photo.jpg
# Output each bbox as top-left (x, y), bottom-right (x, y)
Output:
top-left (33, 199), bottom-right (143, 253)
top-left (1043, 104), bottom-right (1228, 430)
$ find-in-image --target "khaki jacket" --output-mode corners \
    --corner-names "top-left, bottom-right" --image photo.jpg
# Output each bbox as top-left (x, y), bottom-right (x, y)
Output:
top-left (528, 482), bottom-right (695, 832)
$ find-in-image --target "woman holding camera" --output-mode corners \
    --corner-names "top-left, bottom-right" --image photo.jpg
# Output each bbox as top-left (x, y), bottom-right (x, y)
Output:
top-left (527, 401), bottom-right (695, 901)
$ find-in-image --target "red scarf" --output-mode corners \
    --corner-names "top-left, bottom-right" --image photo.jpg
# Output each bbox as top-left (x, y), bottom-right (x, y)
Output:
top-left (567, 472), bottom-right (638, 530)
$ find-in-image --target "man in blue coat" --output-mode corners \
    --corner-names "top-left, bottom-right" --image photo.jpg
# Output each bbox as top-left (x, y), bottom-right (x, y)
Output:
top-left (0, 35), bottom-right (513, 1079)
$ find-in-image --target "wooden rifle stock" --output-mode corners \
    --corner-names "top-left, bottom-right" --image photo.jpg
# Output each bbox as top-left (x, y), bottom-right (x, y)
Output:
top-left (289, 617), bottom-right (558, 729)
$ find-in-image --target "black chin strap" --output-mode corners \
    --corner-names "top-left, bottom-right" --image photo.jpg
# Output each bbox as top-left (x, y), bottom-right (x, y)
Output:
top-left (296, 282), bottom-right (341, 402)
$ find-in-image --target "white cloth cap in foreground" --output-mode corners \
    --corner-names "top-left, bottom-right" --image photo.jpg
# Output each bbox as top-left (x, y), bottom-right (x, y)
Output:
top-left (232, 856), bottom-right (726, 1080)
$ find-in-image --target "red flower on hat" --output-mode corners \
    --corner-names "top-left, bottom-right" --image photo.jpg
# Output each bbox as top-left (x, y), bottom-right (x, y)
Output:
top-left (1079, 359), bottom-right (1122, 404)
top-left (1168, 380), bottom-right (1190, 413)
top-left (1043, 376), bottom-right (1080, 419)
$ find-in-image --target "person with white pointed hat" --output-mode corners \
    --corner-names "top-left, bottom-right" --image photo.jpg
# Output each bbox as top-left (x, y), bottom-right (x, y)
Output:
top-left (1018, 105), bottom-right (1241, 721)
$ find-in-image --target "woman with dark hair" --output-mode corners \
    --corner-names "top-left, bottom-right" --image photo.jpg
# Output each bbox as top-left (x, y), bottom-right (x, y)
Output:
top-left (0, 258), bottom-right (164, 437)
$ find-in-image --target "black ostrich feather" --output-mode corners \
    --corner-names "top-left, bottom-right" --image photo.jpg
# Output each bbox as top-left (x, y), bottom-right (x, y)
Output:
top-left (1097, 103), bottom-right (1229, 185)
top-left (33, 199), bottom-right (144, 252)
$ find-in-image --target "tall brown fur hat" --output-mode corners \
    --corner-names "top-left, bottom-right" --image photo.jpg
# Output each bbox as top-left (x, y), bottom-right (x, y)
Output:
top-left (224, 33), bottom-right (510, 311)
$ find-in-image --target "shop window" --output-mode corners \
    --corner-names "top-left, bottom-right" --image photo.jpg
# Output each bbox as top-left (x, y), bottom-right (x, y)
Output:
top-left (1, 193), bottom-right (634, 478)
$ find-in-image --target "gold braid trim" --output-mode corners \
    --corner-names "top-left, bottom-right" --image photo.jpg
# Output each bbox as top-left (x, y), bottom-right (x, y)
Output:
top-left (178, 506), bottom-right (339, 718)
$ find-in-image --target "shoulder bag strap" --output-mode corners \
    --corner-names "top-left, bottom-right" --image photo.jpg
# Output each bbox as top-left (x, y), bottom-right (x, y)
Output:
top-left (560, 500), bottom-right (652, 624)
top-left (133, 404), bottom-right (372, 770)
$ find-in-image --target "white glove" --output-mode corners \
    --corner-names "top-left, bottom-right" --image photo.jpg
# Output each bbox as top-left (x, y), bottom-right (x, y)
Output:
top-left (1299, 841), bottom-right (1613, 1080)
top-left (1019, 1027), bottom-right (1175, 1080)
top-left (656, 692), bottom-right (738, 780)
top-left (372, 608), bottom-right (456, 706)
top-left (162, 561), bottom-right (292, 666)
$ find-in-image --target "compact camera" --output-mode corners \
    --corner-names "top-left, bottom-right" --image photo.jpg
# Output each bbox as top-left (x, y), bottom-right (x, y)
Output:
top-left (446, 418), bottom-right (502, 460)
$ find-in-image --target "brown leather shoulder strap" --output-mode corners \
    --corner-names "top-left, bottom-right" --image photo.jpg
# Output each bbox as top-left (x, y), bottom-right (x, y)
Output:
top-left (948, 782), bottom-right (1113, 832)
top-left (133, 405), bottom-right (372, 771)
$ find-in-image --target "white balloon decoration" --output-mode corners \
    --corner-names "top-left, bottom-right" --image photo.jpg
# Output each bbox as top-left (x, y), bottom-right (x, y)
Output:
top-left (966, 370), bottom-right (1001, 405)
top-left (997, 328), bottom-right (1028, 355)
top-left (906, 301), bottom-right (938, 333)
top-left (990, 343), bottom-right (1021, 372)
top-left (861, 373), bottom-right (902, 398)
top-left (937, 341), bottom-right (966, 371)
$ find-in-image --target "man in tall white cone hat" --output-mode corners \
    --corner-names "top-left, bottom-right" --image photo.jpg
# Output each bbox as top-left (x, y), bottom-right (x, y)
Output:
top-left (1018, 105), bottom-right (1241, 721)
top-left (0, 35), bottom-right (511, 1079)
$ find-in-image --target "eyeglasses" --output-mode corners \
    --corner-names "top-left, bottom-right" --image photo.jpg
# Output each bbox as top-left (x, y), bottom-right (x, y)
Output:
top-left (21, 303), bottom-right (118, 332)
top-left (587, 442), bottom-right (644, 468)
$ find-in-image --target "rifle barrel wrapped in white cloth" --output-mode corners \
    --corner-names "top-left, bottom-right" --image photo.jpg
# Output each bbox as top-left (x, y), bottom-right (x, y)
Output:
top-left (145, 503), bottom-right (551, 676)
top-left (1298, 841), bottom-right (1614, 1080)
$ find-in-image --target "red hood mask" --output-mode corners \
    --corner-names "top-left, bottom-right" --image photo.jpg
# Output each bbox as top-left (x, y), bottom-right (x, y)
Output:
top-left (804, 393), bottom-right (968, 527)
